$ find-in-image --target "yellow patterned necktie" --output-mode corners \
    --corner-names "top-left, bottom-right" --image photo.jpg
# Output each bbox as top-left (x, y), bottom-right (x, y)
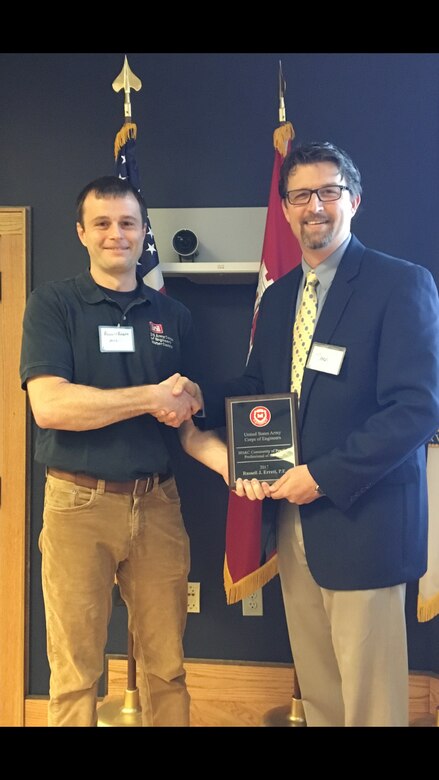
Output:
top-left (291, 270), bottom-right (319, 398)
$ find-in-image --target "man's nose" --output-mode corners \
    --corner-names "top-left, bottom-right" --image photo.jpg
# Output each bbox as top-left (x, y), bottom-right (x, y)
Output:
top-left (108, 222), bottom-right (124, 238)
top-left (308, 192), bottom-right (325, 209)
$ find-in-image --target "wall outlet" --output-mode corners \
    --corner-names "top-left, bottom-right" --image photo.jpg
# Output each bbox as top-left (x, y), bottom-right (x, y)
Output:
top-left (187, 582), bottom-right (200, 613)
top-left (242, 588), bottom-right (263, 616)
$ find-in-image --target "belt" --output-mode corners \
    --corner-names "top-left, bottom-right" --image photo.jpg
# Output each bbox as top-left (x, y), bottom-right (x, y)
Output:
top-left (47, 468), bottom-right (172, 496)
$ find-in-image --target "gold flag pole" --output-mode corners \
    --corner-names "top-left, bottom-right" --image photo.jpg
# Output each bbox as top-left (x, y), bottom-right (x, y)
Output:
top-left (97, 55), bottom-right (143, 728)
top-left (98, 630), bottom-right (142, 727)
top-left (263, 61), bottom-right (306, 728)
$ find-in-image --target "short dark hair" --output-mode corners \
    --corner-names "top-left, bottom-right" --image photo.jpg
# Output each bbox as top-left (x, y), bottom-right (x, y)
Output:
top-left (278, 141), bottom-right (362, 200)
top-left (76, 176), bottom-right (147, 227)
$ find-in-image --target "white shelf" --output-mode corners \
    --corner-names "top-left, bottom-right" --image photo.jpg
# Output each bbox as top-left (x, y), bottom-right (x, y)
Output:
top-left (149, 207), bottom-right (267, 264)
top-left (162, 262), bottom-right (260, 285)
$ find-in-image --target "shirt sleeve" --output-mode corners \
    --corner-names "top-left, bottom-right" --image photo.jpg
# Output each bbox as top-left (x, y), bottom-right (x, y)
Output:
top-left (20, 283), bottom-right (74, 388)
top-left (309, 263), bottom-right (439, 511)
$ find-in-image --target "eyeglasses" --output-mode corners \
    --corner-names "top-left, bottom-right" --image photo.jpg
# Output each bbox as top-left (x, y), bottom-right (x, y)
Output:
top-left (285, 185), bottom-right (351, 206)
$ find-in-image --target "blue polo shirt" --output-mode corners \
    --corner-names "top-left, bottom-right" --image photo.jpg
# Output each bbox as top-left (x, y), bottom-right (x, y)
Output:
top-left (20, 271), bottom-right (196, 480)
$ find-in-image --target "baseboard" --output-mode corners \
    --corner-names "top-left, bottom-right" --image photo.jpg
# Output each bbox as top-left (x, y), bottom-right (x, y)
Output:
top-left (24, 660), bottom-right (439, 727)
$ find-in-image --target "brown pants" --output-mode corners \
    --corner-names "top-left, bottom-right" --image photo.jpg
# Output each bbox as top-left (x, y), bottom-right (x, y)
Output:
top-left (40, 473), bottom-right (190, 727)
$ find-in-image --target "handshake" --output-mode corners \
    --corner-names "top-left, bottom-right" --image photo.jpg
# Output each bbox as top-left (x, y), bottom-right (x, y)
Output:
top-left (151, 373), bottom-right (203, 428)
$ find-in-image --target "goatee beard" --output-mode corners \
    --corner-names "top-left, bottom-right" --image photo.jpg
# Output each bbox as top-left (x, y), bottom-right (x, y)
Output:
top-left (301, 230), bottom-right (333, 250)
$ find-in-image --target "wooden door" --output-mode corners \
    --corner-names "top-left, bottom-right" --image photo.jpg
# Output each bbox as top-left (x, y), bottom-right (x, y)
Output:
top-left (0, 208), bottom-right (29, 726)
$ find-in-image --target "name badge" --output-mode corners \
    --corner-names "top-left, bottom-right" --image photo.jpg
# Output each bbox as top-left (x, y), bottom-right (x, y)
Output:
top-left (307, 342), bottom-right (346, 375)
top-left (99, 326), bottom-right (135, 352)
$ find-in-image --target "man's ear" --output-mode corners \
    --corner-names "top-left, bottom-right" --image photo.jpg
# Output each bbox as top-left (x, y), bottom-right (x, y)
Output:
top-left (76, 222), bottom-right (87, 247)
top-left (351, 194), bottom-right (361, 217)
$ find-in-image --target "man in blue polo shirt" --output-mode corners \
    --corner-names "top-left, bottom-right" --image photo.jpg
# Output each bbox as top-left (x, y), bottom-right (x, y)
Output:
top-left (20, 176), bottom-right (201, 727)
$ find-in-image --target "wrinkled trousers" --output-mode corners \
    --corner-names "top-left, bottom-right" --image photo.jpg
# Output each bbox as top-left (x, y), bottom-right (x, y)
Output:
top-left (40, 474), bottom-right (190, 727)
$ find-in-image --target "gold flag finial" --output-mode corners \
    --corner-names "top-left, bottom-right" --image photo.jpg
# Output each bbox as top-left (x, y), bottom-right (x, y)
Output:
top-left (112, 55), bottom-right (142, 122)
top-left (112, 56), bottom-right (143, 160)
top-left (274, 60), bottom-right (294, 157)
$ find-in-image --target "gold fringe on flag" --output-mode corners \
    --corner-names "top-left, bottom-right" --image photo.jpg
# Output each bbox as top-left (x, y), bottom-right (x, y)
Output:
top-left (114, 122), bottom-right (137, 161)
top-left (273, 121), bottom-right (295, 158)
top-left (224, 553), bottom-right (279, 605)
top-left (417, 436), bottom-right (439, 621)
top-left (417, 591), bottom-right (439, 622)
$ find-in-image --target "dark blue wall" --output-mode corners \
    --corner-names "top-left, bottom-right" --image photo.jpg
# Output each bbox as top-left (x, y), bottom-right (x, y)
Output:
top-left (1, 53), bottom-right (438, 694)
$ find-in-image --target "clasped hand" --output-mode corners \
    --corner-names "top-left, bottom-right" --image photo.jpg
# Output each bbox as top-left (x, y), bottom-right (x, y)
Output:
top-left (152, 373), bottom-right (203, 427)
top-left (234, 464), bottom-right (321, 505)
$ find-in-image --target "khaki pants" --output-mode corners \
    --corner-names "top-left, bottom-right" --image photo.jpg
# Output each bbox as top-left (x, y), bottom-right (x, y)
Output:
top-left (40, 474), bottom-right (190, 727)
top-left (278, 503), bottom-right (408, 726)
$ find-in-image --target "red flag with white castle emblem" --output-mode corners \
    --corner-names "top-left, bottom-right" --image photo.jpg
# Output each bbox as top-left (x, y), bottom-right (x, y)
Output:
top-left (224, 118), bottom-right (302, 604)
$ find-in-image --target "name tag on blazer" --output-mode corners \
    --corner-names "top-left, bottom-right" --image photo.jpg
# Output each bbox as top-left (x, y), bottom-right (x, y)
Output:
top-left (307, 342), bottom-right (346, 375)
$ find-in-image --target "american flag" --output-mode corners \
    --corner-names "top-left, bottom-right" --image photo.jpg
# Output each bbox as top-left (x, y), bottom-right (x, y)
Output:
top-left (115, 124), bottom-right (164, 292)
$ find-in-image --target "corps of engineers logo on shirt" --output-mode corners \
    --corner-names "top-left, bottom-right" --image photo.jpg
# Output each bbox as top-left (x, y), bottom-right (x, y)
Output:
top-left (149, 321), bottom-right (174, 349)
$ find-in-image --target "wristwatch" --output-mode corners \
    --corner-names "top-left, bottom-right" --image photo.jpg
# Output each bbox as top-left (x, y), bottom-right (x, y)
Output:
top-left (314, 484), bottom-right (325, 497)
